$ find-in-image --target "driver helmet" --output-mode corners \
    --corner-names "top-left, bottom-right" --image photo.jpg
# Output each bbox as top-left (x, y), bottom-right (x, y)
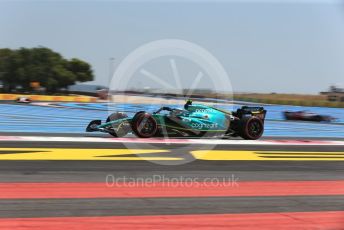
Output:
top-left (184, 99), bottom-right (193, 109)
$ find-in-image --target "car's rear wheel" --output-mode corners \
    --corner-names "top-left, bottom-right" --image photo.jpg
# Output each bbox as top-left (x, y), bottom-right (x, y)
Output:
top-left (106, 112), bottom-right (130, 137)
top-left (131, 112), bottom-right (158, 138)
top-left (239, 116), bottom-right (264, 140)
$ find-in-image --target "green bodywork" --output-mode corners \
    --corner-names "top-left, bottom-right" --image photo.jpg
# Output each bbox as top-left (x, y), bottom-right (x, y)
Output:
top-left (98, 104), bottom-right (230, 133)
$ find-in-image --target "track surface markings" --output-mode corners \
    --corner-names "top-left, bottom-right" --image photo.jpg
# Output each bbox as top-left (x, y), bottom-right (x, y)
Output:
top-left (192, 150), bottom-right (344, 161)
top-left (1, 211), bottom-right (343, 230)
top-left (1, 181), bottom-right (344, 199)
top-left (1, 135), bottom-right (344, 145)
top-left (0, 148), bottom-right (343, 161)
top-left (0, 148), bottom-right (179, 160)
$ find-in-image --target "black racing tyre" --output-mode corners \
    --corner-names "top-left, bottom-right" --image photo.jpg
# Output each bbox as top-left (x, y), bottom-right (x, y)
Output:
top-left (131, 112), bottom-right (158, 138)
top-left (106, 112), bottom-right (130, 137)
top-left (106, 112), bottom-right (127, 123)
top-left (239, 116), bottom-right (264, 140)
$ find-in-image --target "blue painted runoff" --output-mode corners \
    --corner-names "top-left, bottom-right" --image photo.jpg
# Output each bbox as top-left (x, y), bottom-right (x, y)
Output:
top-left (0, 102), bottom-right (342, 138)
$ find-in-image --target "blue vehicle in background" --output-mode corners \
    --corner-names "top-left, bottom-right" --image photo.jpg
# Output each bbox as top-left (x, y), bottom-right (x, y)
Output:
top-left (87, 100), bottom-right (267, 140)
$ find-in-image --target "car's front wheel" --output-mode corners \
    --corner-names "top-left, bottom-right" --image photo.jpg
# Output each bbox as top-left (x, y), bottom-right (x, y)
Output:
top-left (131, 112), bottom-right (158, 138)
top-left (106, 112), bottom-right (130, 137)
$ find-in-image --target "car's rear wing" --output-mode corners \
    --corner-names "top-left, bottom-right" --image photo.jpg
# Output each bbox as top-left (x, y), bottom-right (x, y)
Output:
top-left (236, 106), bottom-right (267, 120)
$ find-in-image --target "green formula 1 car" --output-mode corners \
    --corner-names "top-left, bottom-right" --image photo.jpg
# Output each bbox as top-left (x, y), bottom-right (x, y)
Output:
top-left (86, 100), bottom-right (267, 140)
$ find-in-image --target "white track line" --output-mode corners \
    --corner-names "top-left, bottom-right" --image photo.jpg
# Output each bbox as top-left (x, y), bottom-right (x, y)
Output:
top-left (0, 136), bottom-right (343, 145)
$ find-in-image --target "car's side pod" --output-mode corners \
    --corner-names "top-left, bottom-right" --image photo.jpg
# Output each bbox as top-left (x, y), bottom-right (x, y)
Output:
top-left (86, 120), bottom-right (102, 132)
top-left (236, 106), bottom-right (267, 121)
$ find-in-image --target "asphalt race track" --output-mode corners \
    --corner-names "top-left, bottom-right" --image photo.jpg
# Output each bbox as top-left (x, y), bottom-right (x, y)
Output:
top-left (0, 134), bottom-right (344, 229)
